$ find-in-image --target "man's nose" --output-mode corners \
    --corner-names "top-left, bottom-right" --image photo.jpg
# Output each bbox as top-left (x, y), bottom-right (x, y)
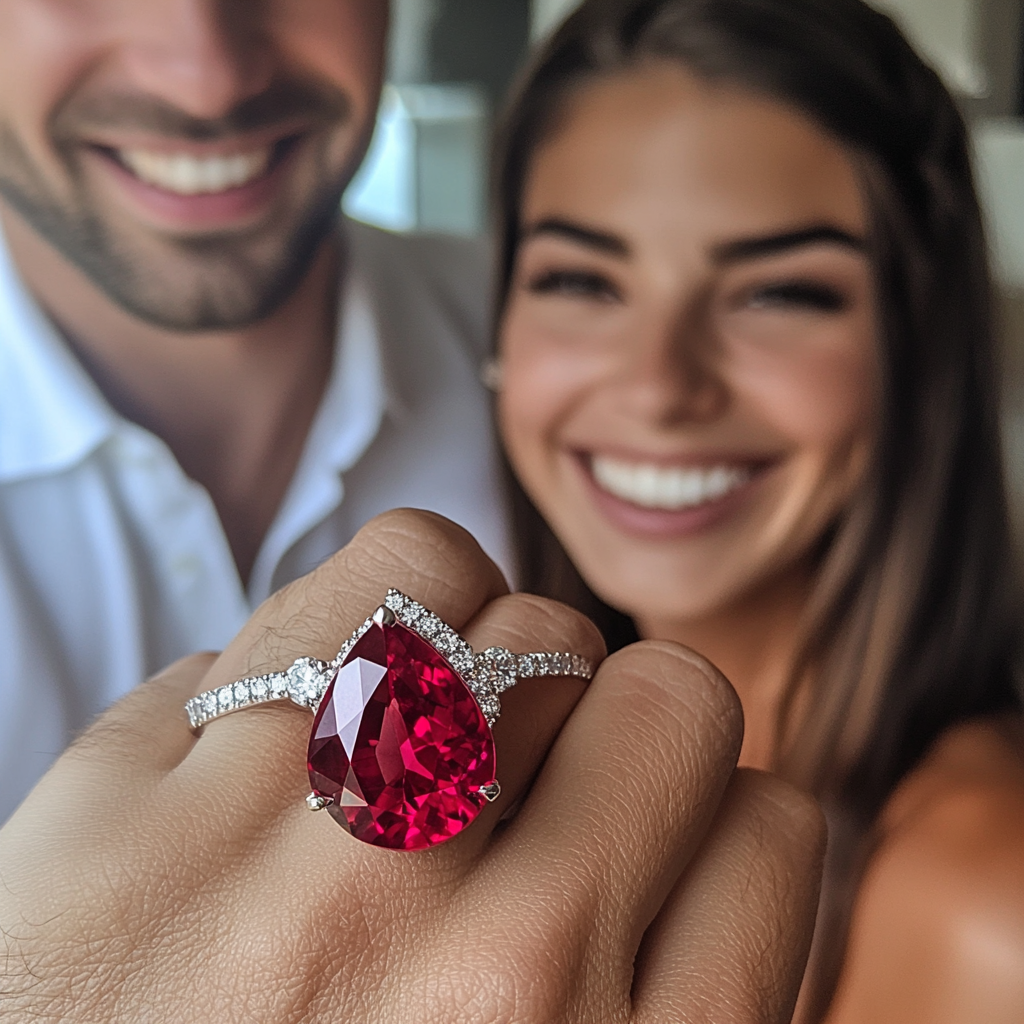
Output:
top-left (117, 0), bottom-right (274, 122)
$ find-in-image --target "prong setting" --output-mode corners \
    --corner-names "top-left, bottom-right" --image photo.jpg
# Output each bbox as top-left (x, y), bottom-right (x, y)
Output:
top-left (306, 792), bottom-right (332, 812)
top-left (478, 781), bottom-right (501, 803)
top-left (372, 604), bottom-right (397, 626)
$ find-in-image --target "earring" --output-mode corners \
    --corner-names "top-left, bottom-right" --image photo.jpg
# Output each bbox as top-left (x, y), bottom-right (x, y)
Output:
top-left (480, 358), bottom-right (503, 393)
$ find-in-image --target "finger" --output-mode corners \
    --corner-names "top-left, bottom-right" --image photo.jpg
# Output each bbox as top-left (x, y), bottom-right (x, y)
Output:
top-left (49, 653), bottom-right (216, 782)
top-left (475, 642), bottom-right (743, 978)
top-left (449, 591), bottom-right (606, 852)
top-left (5, 653), bottom-right (217, 840)
top-left (632, 769), bottom-right (826, 1024)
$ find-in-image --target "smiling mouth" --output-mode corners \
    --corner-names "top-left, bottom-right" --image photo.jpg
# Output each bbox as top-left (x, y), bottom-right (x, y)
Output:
top-left (97, 136), bottom-right (300, 196)
top-left (589, 454), bottom-right (754, 511)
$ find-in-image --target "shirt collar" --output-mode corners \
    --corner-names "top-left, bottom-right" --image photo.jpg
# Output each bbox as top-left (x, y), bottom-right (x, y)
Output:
top-left (307, 237), bottom-right (399, 476)
top-left (243, 226), bottom-right (394, 601)
top-left (0, 224), bottom-right (119, 483)
top-left (0, 219), bottom-right (396, 487)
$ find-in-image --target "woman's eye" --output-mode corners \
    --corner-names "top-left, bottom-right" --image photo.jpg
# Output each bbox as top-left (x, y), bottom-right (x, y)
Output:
top-left (527, 269), bottom-right (621, 302)
top-left (746, 281), bottom-right (847, 312)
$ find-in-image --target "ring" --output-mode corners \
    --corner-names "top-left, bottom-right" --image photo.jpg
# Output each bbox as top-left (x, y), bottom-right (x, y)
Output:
top-left (185, 589), bottom-right (594, 851)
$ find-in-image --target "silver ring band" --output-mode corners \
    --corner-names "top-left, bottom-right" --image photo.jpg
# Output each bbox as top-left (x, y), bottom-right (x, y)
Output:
top-left (186, 588), bottom-right (594, 732)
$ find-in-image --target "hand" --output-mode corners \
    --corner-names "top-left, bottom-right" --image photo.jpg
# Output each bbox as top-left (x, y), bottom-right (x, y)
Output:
top-left (0, 509), bottom-right (824, 1023)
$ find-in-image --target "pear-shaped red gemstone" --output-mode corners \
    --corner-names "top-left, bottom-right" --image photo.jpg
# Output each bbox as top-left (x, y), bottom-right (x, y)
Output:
top-left (307, 619), bottom-right (495, 850)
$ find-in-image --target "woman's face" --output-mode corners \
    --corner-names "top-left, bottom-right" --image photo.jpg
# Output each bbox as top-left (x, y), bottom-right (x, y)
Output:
top-left (498, 63), bottom-right (877, 626)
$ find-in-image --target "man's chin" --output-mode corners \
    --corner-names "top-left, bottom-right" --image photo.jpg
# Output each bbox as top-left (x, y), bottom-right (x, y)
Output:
top-left (0, 180), bottom-right (342, 332)
top-left (84, 244), bottom-right (321, 332)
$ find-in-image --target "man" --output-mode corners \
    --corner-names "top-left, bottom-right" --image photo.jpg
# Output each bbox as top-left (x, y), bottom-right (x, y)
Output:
top-left (0, 0), bottom-right (508, 820)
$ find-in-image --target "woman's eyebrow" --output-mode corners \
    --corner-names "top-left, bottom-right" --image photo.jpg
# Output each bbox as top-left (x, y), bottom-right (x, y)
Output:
top-left (521, 217), bottom-right (630, 257)
top-left (711, 225), bottom-right (866, 264)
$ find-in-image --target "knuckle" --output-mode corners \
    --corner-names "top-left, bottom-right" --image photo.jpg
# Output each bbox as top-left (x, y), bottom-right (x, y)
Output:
top-left (478, 592), bottom-right (606, 659)
top-left (350, 508), bottom-right (505, 597)
top-left (600, 640), bottom-right (744, 760)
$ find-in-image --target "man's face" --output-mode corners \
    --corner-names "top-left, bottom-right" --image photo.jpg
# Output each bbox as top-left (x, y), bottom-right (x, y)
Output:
top-left (0, 0), bottom-right (388, 330)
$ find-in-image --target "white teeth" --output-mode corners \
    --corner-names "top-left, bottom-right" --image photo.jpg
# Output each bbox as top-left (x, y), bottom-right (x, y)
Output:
top-left (591, 456), bottom-right (751, 510)
top-left (118, 148), bottom-right (270, 195)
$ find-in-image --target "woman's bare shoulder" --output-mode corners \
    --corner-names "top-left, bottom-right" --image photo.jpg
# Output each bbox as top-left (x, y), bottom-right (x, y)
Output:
top-left (826, 716), bottom-right (1024, 1024)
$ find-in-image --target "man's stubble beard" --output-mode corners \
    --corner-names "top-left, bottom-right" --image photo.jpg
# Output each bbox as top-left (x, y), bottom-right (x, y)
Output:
top-left (0, 87), bottom-right (361, 332)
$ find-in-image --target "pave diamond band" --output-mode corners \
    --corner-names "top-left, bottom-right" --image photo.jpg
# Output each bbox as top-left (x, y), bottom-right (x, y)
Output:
top-left (186, 588), bottom-right (594, 733)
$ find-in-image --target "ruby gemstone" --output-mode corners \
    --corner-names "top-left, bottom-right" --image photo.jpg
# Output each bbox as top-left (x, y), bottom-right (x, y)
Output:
top-left (307, 619), bottom-right (496, 850)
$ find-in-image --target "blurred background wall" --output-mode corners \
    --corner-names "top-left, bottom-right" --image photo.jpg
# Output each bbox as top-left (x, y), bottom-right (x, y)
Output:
top-left (344, 0), bottom-right (532, 235)
top-left (343, 0), bottom-right (1024, 513)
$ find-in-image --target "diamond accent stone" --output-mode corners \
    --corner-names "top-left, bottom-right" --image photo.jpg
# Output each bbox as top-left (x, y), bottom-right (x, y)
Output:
top-left (393, 592), bottom-right (424, 627)
top-left (307, 618), bottom-right (496, 850)
top-left (287, 657), bottom-right (330, 708)
top-left (334, 618), bottom-right (372, 667)
top-left (449, 646), bottom-right (474, 675)
top-left (417, 613), bottom-right (444, 639)
top-left (476, 692), bottom-right (500, 725)
top-left (474, 646), bottom-right (517, 695)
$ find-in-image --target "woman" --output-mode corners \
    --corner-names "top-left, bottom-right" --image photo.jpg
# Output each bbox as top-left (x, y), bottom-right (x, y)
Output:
top-left (492, 0), bottom-right (1024, 1019)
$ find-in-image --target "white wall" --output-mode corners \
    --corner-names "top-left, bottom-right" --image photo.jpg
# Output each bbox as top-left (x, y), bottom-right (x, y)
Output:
top-left (873, 0), bottom-right (1021, 115)
top-left (531, 0), bottom-right (583, 40)
top-left (872, 0), bottom-right (987, 95)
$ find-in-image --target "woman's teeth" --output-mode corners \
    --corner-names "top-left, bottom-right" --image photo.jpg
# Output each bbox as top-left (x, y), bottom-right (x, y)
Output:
top-left (117, 148), bottom-right (271, 195)
top-left (591, 455), bottom-right (750, 510)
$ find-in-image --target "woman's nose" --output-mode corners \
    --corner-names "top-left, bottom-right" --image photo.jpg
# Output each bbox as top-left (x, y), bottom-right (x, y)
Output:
top-left (617, 312), bottom-right (728, 426)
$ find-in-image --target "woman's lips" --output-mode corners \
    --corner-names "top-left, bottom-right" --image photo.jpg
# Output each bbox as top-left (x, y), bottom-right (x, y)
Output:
top-left (577, 451), bottom-right (772, 538)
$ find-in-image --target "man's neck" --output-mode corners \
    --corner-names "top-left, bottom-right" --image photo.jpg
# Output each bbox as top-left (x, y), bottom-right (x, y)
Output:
top-left (1, 205), bottom-right (339, 585)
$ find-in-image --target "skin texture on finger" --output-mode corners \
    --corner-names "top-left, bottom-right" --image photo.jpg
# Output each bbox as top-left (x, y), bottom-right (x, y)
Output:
top-left (0, 657), bottom-right (225, 1023)
top-left (631, 768), bottom-right (825, 1024)
top-left (64, 653), bottom-right (217, 774)
top-left (451, 641), bottom-right (744, 1021)
top-left (0, 654), bottom-right (216, 944)
top-left (450, 591), bottom-right (607, 848)
top-left (0, 651), bottom-right (217, 885)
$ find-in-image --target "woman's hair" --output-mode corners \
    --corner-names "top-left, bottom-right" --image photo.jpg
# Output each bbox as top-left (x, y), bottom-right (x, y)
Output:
top-left (491, 0), bottom-right (1022, 1015)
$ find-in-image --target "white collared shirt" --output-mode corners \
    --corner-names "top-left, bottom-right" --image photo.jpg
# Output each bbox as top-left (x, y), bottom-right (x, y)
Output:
top-left (0, 217), bottom-right (510, 822)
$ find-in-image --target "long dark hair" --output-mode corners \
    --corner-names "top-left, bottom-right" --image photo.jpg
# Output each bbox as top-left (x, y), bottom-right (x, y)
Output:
top-left (491, 0), bottom-right (1022, 1015)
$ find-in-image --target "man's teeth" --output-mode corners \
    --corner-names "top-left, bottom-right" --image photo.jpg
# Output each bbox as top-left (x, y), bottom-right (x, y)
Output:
top-left (591, 456), bottom-right (750, 510)
top-left (118, 149), bottom-right (270, 195)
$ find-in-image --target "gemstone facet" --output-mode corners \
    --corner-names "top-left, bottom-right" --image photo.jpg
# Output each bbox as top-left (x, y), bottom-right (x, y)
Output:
top-left (307, 618), bottom-right (496, 850)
